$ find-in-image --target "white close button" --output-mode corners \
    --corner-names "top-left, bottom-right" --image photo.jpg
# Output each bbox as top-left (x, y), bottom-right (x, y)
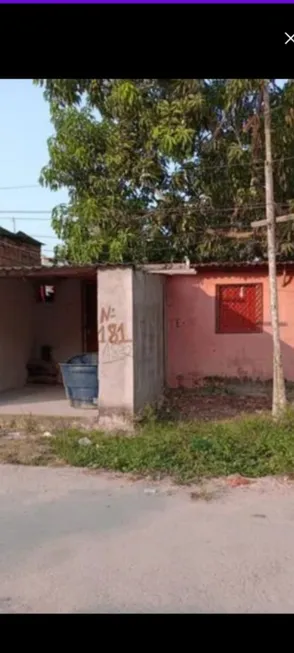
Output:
top-left (285, 32), bottom-right (294, 44)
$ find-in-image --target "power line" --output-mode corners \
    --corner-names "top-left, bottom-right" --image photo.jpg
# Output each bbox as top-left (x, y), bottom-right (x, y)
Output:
top-left (0, 151), bottom-right (291, 200)
top-left (0, 228), bottom-right (268, 256)
top-left (0, 210), bottom-right (52, 214)
top-left (0, 201), bottom-right (288, 219)
top-left (0, 152), bottom-right (290, 219)
top-left (171, 154), bottom-right (294, 175)
top-left (0, 205), bottom-right (288, 228)
top-left (0, 184), bottom-right (40, 191)
top-left (0, 217), bottom-right (51, 221)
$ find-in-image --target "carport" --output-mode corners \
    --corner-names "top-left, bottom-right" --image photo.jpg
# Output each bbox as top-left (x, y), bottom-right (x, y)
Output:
top-left (0, 263), bottom-right (167, 428)
top-left (0, 263), bottom-right (99, 419)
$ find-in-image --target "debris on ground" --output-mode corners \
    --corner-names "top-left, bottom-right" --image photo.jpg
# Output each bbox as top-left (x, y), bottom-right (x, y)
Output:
top-left (78, 437), bottom-right (92, 447)
top-left (2, 432), bottom-right (23, 441)
top-left (42, 431), bottom-right (52, 438)
top-left (226, 474), bottom-right (252, 488)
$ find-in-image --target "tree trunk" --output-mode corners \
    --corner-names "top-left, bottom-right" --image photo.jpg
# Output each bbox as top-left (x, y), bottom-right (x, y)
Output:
top-left (263, 82), bottom-right (287, 416)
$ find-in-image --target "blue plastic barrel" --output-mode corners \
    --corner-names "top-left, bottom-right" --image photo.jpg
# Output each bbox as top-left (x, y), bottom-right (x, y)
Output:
top-left (60, 353), bottom-right (98, 409)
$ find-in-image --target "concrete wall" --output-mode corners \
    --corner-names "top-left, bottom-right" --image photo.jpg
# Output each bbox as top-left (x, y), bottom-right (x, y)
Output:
top-left (132, 271), bottom-right (165, 413)
top-left (98, 268), bottom-right (165, 427)
top-left (98, 268), bottom-right (134, 427)
top-left (33, 279), bottom-right (83, 364)
top-left (0, 279), bottom-right (34, 392)
top-left (166, 270), bottom-right (294, 386)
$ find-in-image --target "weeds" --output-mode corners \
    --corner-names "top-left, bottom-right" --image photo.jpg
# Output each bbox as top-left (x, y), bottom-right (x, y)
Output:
top-left (52, 409), bottom-right (294, 483)
top-left (3, 404), bottom-right (294, 484)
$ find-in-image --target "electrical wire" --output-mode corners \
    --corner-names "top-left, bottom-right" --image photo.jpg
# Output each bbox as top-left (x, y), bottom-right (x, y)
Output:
top-left (0, 210), bottom-right (52, 214)
top-left (0, 201), bottom-right (290, 221)
top-left (0, 185), bottom-right (40, 191)
top-left (0, 152), bottom-right (291, 200)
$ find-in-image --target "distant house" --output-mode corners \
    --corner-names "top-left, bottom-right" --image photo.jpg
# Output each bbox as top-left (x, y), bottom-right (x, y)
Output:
top-left (41, 255), bottom-right (54, 267)
top-left (0, 227), bottom-right (42, 266)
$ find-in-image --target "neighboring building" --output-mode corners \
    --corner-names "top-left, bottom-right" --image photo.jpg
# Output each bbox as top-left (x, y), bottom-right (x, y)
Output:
top-left (41, 255), bottom-right (54, 266)
top-left (0, 227), bottom-right (42, 266)
top-left (166, 261), bottom-right (294, 386)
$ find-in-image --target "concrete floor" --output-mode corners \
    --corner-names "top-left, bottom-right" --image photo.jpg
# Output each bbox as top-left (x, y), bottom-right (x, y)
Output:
top-left (0, 385), bottom-right (98, 417)
top-left (1, 465), bottom-right (294, 613)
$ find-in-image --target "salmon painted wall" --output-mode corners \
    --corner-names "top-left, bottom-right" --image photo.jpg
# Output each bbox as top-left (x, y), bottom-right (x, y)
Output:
top-left (166, 270), bottom-right (294, 386)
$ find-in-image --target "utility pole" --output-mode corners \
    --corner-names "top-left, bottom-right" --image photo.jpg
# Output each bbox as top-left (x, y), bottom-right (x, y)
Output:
top-left (263, 81), bottom-right (286, 416)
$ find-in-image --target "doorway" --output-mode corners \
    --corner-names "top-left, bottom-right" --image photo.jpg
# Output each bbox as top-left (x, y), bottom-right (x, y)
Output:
top-left (83, 281), bottom-right (98, 352)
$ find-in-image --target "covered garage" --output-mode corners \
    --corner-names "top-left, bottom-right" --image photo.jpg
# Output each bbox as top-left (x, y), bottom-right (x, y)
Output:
top-left (0, 263), bottom-right (167, 428)
top-left (0, 263), bottom-right (99, 418)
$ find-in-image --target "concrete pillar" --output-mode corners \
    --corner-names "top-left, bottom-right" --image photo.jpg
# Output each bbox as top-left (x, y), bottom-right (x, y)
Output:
top-left (98, 267), bottom-right (134, 429)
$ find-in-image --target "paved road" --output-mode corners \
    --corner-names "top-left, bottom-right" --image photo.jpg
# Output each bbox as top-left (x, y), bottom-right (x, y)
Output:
top-left (1, 465), bottom-right (294, 613)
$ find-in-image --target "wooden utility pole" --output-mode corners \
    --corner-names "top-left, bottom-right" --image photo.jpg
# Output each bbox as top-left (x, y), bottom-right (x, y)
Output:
top-left (251, 213), bottom-right (294, 228)
top-left (263, 82), bottom-right (286, 416)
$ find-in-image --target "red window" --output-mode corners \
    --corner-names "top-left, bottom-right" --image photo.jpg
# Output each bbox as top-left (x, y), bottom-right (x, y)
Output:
top-left (216, 284), bottom-right (263, 334)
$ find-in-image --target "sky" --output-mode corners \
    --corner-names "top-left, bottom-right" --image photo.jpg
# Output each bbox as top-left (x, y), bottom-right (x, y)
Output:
top-left (0, 79), bottom-right (68, 257)
top-left (0, 79), bottom-right (288, 258)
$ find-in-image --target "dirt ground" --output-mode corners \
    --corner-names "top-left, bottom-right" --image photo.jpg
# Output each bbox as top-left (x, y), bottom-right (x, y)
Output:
top-left (162, 379), bottom-right (294, 421)
top-left (164, 392), bottom-right (272, 421)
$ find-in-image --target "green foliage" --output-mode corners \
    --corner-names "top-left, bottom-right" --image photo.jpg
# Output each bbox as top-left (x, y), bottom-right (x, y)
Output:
top-left (34, 79), bottom-right (294, 264)
top-left (53, 410), bottom-right (294, 483)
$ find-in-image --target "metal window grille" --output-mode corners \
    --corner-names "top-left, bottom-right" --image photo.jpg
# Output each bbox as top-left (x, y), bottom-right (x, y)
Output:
top-left (216, 284), bottom-right (263, 334)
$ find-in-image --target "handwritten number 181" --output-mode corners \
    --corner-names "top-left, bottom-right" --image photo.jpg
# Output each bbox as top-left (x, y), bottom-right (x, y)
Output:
top-left (98, 322), bottom-right (129, 344)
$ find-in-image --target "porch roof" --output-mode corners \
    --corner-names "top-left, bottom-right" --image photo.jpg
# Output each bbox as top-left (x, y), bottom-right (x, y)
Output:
top-left (145, 261), bottom-right (294, 274)
top-left (0, 264), bottom-right (99, 280)
top-left (2, 260), bottom-right (294, 281)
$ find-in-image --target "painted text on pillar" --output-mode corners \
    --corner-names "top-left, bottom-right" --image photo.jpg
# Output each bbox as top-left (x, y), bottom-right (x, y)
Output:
top-left (98, 306), bottom-right (132, 345)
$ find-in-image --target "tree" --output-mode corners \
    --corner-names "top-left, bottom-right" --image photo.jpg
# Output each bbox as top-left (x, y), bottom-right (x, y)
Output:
top-left (34, 79), bottom-right (294, 264)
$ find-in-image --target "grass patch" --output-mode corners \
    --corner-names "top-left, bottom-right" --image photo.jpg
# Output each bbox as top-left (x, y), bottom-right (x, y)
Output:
top-left (52, 409), bottom-right (294, 483)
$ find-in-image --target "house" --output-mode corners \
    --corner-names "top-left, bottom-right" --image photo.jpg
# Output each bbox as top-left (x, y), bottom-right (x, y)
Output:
top-left (0, 227), bottom-right (42, 266)
top-left (41, 255), bottom-right (54, 266)
top-left (0, 259), bottom-right (293, 428)
top-left (165, 261), bottom-right (294, 386)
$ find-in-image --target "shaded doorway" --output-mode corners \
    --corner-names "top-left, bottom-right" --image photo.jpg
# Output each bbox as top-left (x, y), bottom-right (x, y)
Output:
top-left (83, 281), bottom-right (98, 352)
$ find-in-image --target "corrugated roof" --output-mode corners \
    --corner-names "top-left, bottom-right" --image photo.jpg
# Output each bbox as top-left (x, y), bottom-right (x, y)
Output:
top-left (192, 260), bottom-right (294, 269)
top-left (144, 261), bottom-right (294, 274)
top-left (0, 262), bottom-right (136, 279)
top-left (0, 260), bottom-right (293, 280)
top-left (0, 264), bottom-right (98, 278)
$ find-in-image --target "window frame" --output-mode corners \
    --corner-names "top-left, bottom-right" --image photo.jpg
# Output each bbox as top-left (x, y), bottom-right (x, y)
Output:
top-left (215, 283), bottom-right (263, 335)
top-left (36, 284), bottom-right (56, 304)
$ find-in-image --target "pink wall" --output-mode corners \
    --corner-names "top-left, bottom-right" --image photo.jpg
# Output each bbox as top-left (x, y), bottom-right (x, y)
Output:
top-left (166, 270), bottom-right (294, 386)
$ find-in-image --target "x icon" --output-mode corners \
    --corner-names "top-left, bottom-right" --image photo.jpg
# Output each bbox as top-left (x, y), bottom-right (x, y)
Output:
top-left (285, 32), bottom-right (294, 44)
